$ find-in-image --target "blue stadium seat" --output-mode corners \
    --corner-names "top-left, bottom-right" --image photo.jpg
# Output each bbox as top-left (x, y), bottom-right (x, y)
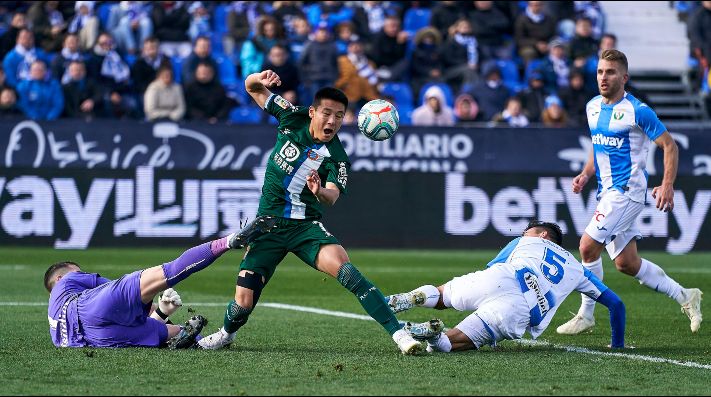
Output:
top-left (171, 56), bottom-right (183, 84)
top-left (418, 82), bottom-right (454, 107)
top-left (216, 55), bottom-right (237, 86)
top-left (213, 5), bottom-right (229, 33)
top-left (230, 106), bottom-right (263, 123)
top-left (497, 59), bottom-right (525, 93)
top-left (124, 53), bottom-right (137, 66)
top-left (397, 105), bottom-right (414, 126)
top-left (380, 82), bottom-right (414, 108)
top-left (97, 3), bottom-right (113, 30)
top-left (403, 8), bottom-right (432, 36)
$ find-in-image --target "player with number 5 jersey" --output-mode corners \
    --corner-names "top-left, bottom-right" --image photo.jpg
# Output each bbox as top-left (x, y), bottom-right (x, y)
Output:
top-left (199, 70), bottom-right (423, 355)
top-left (386, 221), bottom-right (626, 352)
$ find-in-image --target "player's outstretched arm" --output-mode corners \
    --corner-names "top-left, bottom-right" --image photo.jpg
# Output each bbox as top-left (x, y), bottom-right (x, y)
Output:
top-left (651, 132), bottom-right (678, 212)
top-left (245, 70), bottom-right (282, 109)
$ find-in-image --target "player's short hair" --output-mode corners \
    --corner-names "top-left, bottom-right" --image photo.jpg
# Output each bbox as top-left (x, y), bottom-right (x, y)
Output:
top-left (313, 87), bottom-right (348, 110)
top-left (524, 220), bottom-right (563, 246)
top-left (44, 261), bottom-right (80, 292)
top-left (600, 49), bottom-right (628, 73)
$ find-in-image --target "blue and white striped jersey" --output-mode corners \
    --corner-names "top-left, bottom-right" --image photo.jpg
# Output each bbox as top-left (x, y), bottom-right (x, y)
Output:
top-left (586, 92), bottom-right (667, 203)
top-left (486, 237), bottom-right (609, 338)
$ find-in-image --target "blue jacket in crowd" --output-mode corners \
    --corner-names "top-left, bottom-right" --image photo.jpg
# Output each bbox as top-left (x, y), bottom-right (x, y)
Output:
top-left (16, 78), bottom-right (64, 120)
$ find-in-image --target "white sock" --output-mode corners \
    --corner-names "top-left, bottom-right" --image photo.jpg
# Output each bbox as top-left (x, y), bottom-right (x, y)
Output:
top-left (578, 257), bottom-right (603, 319)
top-left (635, 258), bottom-right (684, 303)
top-left (413, 285), bottom-right (440, 308)
top-left (427, 333), bottom-right (452, 352)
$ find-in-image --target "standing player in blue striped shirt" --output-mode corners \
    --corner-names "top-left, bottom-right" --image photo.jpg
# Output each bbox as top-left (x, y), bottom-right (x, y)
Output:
top-left (557, 49), bottom-right (703, 335)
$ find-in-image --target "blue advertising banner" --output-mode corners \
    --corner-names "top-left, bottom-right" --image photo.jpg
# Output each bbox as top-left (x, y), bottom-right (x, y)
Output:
top-left (1, 119), bottom-right (710, 175)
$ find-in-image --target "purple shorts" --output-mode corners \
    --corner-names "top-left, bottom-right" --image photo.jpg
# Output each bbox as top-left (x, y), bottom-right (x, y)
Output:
top-left (76, 270), bottom-right (168, 347)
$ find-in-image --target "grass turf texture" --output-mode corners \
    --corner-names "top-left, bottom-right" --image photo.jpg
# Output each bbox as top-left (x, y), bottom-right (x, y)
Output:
top-left (2, 247), bottom-right (710, 395)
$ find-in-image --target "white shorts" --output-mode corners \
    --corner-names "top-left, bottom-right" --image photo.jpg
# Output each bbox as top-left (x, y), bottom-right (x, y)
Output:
top-left (584, 189), bottom-right (644, 260)
top-left (443, 268), bottom-right (530, 346)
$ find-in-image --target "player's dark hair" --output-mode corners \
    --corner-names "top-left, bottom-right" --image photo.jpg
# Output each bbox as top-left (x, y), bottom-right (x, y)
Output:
top-left (313, 87), bottom-right (348, 110)
top-left (524, 220), bottom-right (563, 246)
top-left (44, 261), bottom-right (80, 292)
top-left (600, 49), bottom-right (628, 73)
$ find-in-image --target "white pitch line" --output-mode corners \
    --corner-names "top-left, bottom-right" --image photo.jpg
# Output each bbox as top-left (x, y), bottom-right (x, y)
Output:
top-left (5, 301), bottom-right (711, 370)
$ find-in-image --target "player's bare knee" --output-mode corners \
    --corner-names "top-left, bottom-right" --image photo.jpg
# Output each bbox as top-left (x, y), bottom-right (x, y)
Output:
top-left (579, 240), bottom-right (602, 263)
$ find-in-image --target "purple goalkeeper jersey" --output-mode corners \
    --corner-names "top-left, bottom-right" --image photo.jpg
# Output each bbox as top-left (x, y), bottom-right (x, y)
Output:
top-left (48, 272), bottom-right (110, 347)
top-left (48, 271), bottom-right (167, 348)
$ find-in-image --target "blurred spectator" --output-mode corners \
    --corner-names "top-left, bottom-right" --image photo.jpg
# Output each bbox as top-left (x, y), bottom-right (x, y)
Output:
top-left (152, 1), bottom-right (191, 58)
top-left (368, 15), bottom-right (409, 82)
top-left (442, 18), bottom-right (479, 92)
top-left (569, 17), bottom-right (598, 68)
top-left (468, 62), bottom-right (508, 121)
top-left (183, 36), bottom-right (218, 84)
top-left (144, 65), bottom-right (185, 121)
top-left (184, 62), bottom-right (236, 123)
top-left (261, 44), bottom-right (300, 104)
top-left (541, 95), bottom-right (569, 127)
top-left (27, 1), bottom-right (66, 53)
top-left (68, 1), bottom-right (99, 51)
top-left (87, 32), bottom-right (137, 118)
top-left (688, 1), bottom-right (711, 75)
top-left (453, 93), bottom-right (479, 123)
top-left (108, 1), bottom-right (153, 55)
top-left (0, 12), bottom-right (27, 59)
top-left (335, 38), bottom-right (379, 107)
top-left (546, 1), bottom-right (576, 41)
top-left (335, 21), bottom-right (358, 55)
top-left (518, 71), bottom-right (547, 122)
top-left (62, 60), bottom-right (100, 118)
top-left (3, 29), bottom-right (49, 88)
top-left (299, 21), bottom-right (339, 101)
top-left (574, 1), bottom-right (605, 40)
top-left (558, 68), bottom-right (592, 127)
top-left (16, 60), bottom-right (64, 120)
top-left (515, 0), bottom-right (557, 63)
top-left (493, 96), bottom-right (529, 127)
top-left (430, 1), bottom-right (465, 39)
top-left (410, 27), bottom-right (444, 98)
top-left (469, 0), bottom-right (513, 61)
top-left (187, 1), bottom-right (211, 42)
top-left (0, 87), bottom-right (20, 118)
top-left (131, 36), bottom-right (172, 97)
top-left (412, 85), bottom-right (455, 126)
top-left (272, 1), bottom-right (307, 37)
top-left (287, 16), bottom-right (311, 61)
top-left (354, 1), bottom-right (397, 40)
top-left (224, 1), bottom-right (271, 56)
top-left (51, 34), bottom-right (84, 85)
top-left (0, 66), bottom-right (8, 90)
top-left (540, 38), bottom-right (570, 93)
top-left (304, 1), bottom-right (354, 31)
top-left (240, 15), bottom-right (285, 80)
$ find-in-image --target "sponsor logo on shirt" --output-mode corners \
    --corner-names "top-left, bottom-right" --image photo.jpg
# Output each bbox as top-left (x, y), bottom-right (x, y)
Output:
top-left (524, 272), bottom-right (549, 318)
top-left (337, 162), bottom-right (348, 187)
top-left (279, 141), bottom-right (300, 162)
top-left (274, 95), bottom-right (293, 110)
top-left (591, 134), bottom-right (625, 149)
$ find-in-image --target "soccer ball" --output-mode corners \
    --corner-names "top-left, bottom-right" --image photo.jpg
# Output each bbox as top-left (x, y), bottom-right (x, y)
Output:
top-left (357, 99), bottom-right (399, 141)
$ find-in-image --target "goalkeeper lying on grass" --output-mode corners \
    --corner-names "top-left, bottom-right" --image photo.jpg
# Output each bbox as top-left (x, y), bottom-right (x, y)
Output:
top-left (44, 216), bottom-right (276, 349)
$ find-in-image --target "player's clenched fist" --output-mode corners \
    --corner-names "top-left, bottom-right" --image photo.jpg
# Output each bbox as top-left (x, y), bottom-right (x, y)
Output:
top-left (572, 173), bottom-right (590, 194)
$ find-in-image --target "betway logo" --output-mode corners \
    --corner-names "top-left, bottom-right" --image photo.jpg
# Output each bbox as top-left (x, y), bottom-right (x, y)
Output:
top-left (592, 134), bottom-right (625, 149)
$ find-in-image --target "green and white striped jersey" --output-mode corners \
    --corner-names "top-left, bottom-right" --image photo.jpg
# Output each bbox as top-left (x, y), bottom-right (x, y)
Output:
top-left (257, 94), bottom-right (350, 220)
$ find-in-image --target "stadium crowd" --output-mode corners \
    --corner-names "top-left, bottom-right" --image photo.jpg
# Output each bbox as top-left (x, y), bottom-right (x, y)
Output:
top-left (0, 1), bottom-right (706, 127)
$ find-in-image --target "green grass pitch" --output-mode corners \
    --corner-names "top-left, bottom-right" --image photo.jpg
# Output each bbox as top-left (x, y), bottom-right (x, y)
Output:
top-left (2, 247), bottom-right (710, 395)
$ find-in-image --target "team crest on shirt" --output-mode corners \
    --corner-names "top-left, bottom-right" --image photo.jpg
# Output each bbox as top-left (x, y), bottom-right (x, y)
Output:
top-left (274, 95), bottom-right (293, 110)
top-left (613, 111), bottom-right (624, 120)
top-left (307, 149), bottom-right (320, 160)
top-left (337, 162), bottom-right (348, 187)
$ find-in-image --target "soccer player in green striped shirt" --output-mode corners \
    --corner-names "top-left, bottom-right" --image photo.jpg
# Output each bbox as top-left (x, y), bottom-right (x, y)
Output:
top-left (199, 70), bottom-right (422, 354)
